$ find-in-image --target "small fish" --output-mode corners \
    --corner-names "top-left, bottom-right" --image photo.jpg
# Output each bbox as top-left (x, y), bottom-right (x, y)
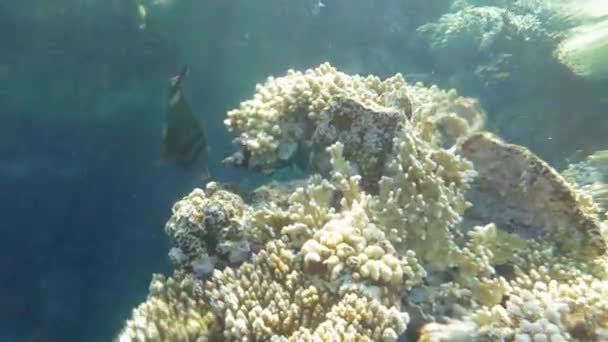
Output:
top-left (161, 65), bottom-right (211, 180)
top-left (311, 0), bottom-right (325, 16)
top-left (136, 0), bottom-right (147, 30)
top-left (495, 72), bottom-right (511, 79)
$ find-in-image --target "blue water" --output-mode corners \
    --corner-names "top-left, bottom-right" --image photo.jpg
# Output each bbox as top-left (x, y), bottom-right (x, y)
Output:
top-left (1, 112), bottom-right (163, 340)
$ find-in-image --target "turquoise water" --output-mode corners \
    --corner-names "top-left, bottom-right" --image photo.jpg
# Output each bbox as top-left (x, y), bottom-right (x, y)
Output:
top-left (2, 1), bottom-right (608, 341)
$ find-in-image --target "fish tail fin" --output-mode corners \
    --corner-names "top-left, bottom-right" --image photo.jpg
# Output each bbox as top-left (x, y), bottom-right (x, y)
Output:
top-left (181, 65), bottom-right (190, 78)
top-left (170, 65), bottom-right (189, 87)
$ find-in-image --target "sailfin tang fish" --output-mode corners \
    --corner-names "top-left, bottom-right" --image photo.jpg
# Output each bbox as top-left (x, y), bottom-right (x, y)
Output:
top-left (161, 65), bottom-right (210, 179)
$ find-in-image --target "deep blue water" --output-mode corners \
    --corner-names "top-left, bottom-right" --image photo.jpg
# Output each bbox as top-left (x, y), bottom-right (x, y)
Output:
top-left (1, 111), bottom-right (169, 340)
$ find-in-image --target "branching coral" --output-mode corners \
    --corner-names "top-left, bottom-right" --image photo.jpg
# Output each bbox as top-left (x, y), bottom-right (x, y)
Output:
top-left (118, 272), bottom-right (221, 341)
top-left (420, 237), bottom-right (608, 341)
top-left (372, 125), bottom-right (475, 270)
top-left (300, 191), bottom-right (425, 288)
top-left (415, 3), bottom-right (566, 107)
top-left (222, 62), bottom-right (410, 172)
top-left (223, 63), bottom-right (485, 175)
top-left (121, 238), bottom-right (411, 341)
top-left (118, 64), bottom-right (608, 342)
top-left (406, 83), bottom-right (486, 148)
top-left (416, 6), bottom-right (551, 71)
top-left (434, 0), bottom-right (608, 79)
top-left (417, 7), bottom-right (510, 66)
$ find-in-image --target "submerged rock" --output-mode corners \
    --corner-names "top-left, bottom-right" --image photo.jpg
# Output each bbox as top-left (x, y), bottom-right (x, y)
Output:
top-left (310, 97), bottom-right (407, 193)
top-left (459, 132), bottom-right (607, 258)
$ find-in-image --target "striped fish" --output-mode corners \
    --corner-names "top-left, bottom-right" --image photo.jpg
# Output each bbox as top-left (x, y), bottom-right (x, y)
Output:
top-left (161, 65), bottom-right (210, 179)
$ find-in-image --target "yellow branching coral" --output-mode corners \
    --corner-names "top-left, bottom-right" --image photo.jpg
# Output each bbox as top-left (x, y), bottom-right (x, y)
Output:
top-left (372, 124), bottom-right (474, 269)
top-left (326, 142), bottom-right (363, 206)
top-left (300, 197), bottom-right (425, 288)
top-left (223, 63), bottom-right (484, 174)
top-left (120, 239), bottom-right (411, 341)
top-left (295, 142), bottom-right (426, 288)
top-left (406, 83), bottom-right (486, 147)
top-left (279, 175), bottom-right (336, 247)
top-left (117, 273), bottom-right (221, 341)
top-left (223, 63), bottom-right (410, 170)
top-left (289, 292), bottom-right (409, 342)
top-left (458, 223), bottom-right (527, 278)
top-left (417, 234), bottom-right (608, 341)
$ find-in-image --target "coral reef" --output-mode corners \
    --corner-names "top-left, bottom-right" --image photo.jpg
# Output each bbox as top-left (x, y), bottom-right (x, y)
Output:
top-left (416, 6), bottom-right (553, 73)
top-left (164, 183), bottom-right (252, 277)
top-left (417, 6), bottom-right (512, 69)
top-left (563, 149), bottom-right (608, 215)
top-left (418, 236), bottom-right (608, 341)
top-left (414, 2), bottom-right (574, 117)
top-left (118, 64), bottom-right (608, 341)
top-left (309, 98), bottom-right (405, 192)
top-left (414, 0), bottom-right (608, 170)
top-left (222, 63), bottom-right (484, 176)
top-left (117, 272), bottom-right (220, 341)
top-left (459, 132), bottom-right (606, 259)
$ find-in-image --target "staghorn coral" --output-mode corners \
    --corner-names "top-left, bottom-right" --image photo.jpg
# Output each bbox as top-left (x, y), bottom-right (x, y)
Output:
top-left (119, 64), bottom-right (608, 341)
